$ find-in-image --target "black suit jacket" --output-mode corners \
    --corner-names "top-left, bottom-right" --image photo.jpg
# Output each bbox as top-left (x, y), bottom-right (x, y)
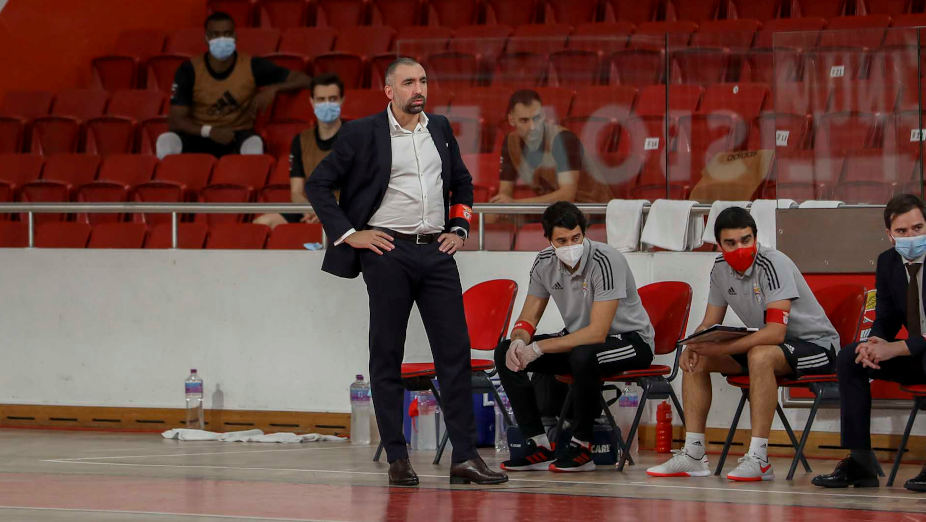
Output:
top-left (305, 110), bottom-right (474, 279)
top-left (870, 247), bottom-right (926, 357)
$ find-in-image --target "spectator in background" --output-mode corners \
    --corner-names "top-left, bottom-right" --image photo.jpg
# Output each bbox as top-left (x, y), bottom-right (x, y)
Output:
top-left (157, 11), bottom-right (312, 159)
top-left (490, 90), bottom-right (612, 206)
top-left (254, 73), bottom-right (345, 229)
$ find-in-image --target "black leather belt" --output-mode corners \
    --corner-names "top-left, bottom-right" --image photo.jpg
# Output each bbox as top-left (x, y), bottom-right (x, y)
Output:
top-left (371, 227), bottom-right (440, 244)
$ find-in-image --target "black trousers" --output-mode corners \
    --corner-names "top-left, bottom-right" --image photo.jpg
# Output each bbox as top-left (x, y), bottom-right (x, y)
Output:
top-left (838, 341), bottom-right (926, 450)
top-left (494, 331), bottom-right (653, 441)
top-left (178, 130), bottom-right (260, 158)
top-left (359, 239), bottom-right (477, 464)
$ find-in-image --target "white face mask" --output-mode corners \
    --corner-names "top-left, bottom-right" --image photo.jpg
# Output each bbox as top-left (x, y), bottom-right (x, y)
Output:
top-left (553, 242), bottom-right (584, 268)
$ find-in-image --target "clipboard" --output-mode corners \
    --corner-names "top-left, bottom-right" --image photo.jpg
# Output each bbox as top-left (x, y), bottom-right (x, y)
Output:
top-left (679, 325), bottom-right (758, 344)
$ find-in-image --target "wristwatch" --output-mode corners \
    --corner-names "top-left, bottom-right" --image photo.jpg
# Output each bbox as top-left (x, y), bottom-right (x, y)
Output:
top-left (452, 229), bottom-right (467, 241)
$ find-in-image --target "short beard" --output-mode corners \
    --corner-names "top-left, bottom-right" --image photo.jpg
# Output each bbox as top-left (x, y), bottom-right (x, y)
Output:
top-left (404, 96), bottom-right (425, 114)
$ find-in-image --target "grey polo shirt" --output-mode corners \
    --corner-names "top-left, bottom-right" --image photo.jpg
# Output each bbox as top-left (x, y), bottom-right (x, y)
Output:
top-left (528, 239), bottom-right (655, 349)
top-left (707, 245), bottom-right (840, 351)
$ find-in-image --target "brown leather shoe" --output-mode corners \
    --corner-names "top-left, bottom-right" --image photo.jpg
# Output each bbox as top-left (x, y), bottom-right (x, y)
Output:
top-left (388, 458), bottom-right (419, 486)
top-left (449, 455), bottom-right (509, 485)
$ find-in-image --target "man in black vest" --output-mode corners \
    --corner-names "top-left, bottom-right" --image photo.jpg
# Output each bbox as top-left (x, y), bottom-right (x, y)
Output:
top-left (814, 194), bottom-right (926, 492)
top-left (306, 57), bottom-right (507, 486)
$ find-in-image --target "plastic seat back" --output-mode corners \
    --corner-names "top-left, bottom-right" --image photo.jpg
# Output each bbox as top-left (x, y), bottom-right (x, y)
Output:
top-left (638, 281), bottom-right (692, 356)
top-left (812, 283), bottom-right (866, 348)
top-left (463, 279), bottom-right (519, 351)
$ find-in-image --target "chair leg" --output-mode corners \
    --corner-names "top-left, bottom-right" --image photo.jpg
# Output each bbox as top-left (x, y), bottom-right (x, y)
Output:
top-left (617, 387), bottom-right (649, 471)
top-left (429, 379), bottom-right (448, 465)
top-left (784, 396), bottom-right (817, 480)
top-left (888, 397), bottom-right (922, 487)
top-left (599, 391), bottom-right (635, 468)
top-left (552, 385), bottom-right (574, 449)
top-left (373, 440), bottom-right (384, 462)
top-left (669, 386), bottom-right (686, 428)
top-left (715, 389), bottom-right (748, 476)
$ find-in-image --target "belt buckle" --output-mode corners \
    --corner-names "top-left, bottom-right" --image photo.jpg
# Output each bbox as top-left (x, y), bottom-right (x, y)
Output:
top-left (415, 234), bottom-right (428, 244)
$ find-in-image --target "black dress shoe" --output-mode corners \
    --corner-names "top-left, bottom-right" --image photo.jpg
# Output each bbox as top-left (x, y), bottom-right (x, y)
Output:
top-left (904, 468), bottom-right (926, 492)
top-left (812, 456), bottom-right (879, 488)
top-left (449, 455), bottom-right (508, 485)
top-left (388, 458), bottom-right (419, 486)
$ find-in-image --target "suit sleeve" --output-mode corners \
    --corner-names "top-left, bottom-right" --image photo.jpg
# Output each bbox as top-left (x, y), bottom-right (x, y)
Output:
top-left (305, 123), bottom-right (356, 241)
top-left (442, 116), bottom-right (474, 234)
top-left (870, 250), bottom-right (903, 342)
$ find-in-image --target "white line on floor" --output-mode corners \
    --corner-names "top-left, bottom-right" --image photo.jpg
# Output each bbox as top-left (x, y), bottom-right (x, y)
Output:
top-left (40, 458), bottom-right (926, 502)
top-left (44, 443), bottom-right (352, 462)
top-left (0, 505), bottom-right (331, 521)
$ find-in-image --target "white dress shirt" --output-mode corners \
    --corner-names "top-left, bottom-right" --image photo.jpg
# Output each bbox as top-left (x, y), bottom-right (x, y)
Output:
top-left (336, 103), bottom-right (456, 245)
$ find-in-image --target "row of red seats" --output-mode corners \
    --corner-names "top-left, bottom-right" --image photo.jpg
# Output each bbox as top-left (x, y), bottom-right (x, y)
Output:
top-left (93, 16), bottom-right (926, 91)
top-left (203, 0), bottom-right (906, 29)
top-left (0, 221), bottom-right (321, 249)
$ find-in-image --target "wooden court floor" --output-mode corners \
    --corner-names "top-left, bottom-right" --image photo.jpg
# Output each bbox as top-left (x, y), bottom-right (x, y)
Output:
top-left (0, 428), bottom-right (924, 521)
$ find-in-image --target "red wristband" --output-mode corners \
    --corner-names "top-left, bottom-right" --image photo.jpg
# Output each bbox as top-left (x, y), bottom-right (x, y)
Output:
top-left (513, 320), bottom-right (535, 338)
top-left (450, 204), bottom-right (473, 223)
top-left (765, 308), bottom-right (789, 325)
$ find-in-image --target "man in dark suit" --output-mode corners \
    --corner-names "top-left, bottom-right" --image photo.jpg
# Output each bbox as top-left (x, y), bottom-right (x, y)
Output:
top-left (305, 57), bottom-right (507, 486)
top-left (814, 194), bottom-right (926, 492)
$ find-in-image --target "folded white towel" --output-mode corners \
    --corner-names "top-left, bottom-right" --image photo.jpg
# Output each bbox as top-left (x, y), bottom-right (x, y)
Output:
top-left (641, 199), bottom-right (702, 251)
top-left (162, 428), bottom-right (347, 443)
top-left (606, 199), bottom-right (648, 252)
top-left (799, 200), bottom-right (844, 208)
top-left (702, 201), bottom-right (750, 244)
top-left (749, 199), bottom-right (797, 249)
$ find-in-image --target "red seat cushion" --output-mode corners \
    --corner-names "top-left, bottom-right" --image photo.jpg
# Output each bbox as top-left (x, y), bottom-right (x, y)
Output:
top-left (901, 384), bottom-right (926, 396)
top-left (726, 374), bottom-right (838, 388)
top-left (401, 362), bottom-right (437, 378)
top-left (605, 365), bottom-right (671, 380)
top-left (471, 359), bottom-right (495, 372)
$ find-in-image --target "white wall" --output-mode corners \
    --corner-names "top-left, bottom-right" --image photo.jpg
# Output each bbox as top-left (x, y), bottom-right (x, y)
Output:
top-left (0, 249), bottom-right (921, 437)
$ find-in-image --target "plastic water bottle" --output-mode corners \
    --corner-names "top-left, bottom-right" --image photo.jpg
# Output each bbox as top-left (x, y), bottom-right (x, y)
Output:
top-left (184, 369), bottom-right (204, 430)
top-left (656, 401), bottom-right (673, 454)
top-left (494, 388), bottom-right (512, 452)
top-left (350, 375), bottom-right (372, 444)
top-left (411, 391), bottom-right (439, 450)
top-left (615, 383), bottom-right (640, 460)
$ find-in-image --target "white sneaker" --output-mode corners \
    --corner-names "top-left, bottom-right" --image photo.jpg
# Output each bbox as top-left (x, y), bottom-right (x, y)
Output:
top-left (646, 449), bottom-right (711, 477)
top-left (727, 454), bottom-right (774, 482)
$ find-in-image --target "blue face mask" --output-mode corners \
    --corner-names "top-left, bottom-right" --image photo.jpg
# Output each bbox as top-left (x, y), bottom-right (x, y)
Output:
top-left (208, 37), bottom-right (236, 60)
top-left (314, 101), bottom-right (341, 123)
top-left (894, 234), bottom-right (926, 260)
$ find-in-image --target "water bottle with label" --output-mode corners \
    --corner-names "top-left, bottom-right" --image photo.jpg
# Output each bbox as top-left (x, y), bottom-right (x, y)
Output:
top-left (184, 369), bottom-right (204, 430)
top-left (615, 383), bottom-right (640, 460)
top-left (494, 388), bottom-right (512, 452)
top-left (350, 375), bottom-right (372, 444)
top-left (411, 391), bottom-right (439, 450)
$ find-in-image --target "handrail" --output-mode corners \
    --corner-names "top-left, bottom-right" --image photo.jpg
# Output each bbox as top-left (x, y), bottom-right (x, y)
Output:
top-left (0, 202), bottom-right (886, 250)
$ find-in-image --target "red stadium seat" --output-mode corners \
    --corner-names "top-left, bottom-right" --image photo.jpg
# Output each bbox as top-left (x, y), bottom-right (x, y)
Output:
top-left (485, 0), bottom-right (542, 25)
top-left (635, 84), bottom-right (703, 117)
top-left (316, 0), bottom-right (369, 28)
top-left (91, 29), bottom-right (167, 90)
top-left (270, 90), bottom-right (315, 123)
top-left (630, 21), bottom-right (698, 49)
top-left (0, 118), bottom-right (24, 153)
top-left (390, 25), bottom-right (452, 61)
top-left (827, 80), bottom-right (895, 115)
top-left (532, 86), bottom-right (573, 124)
top-left (154, 153), bottom-right (217, 196)
top-left (608, 49), bottom-right (665, 87)
top-left (208, 0), bottom-right (256, 27)
top-left (884, 111), bottom-right (926, 158)
top-left (666, 0), bottom-right (718, 21)
top-left (671, 48), bottom-right (731, 85)
top-left (132, 181), bottom-right (185, 226)
top-left (262, 121), bottom-right (308, 158)
top-left (701, 83), bottom-right (769, 121)
top-left (728, 0), bottom-right (778, 20)
top-left (676, 114), bottom-right (737, 190)
top-left (507, 23), bottom-right (571, 55)
top-left (42, 153), bottom-right (101, 190)
top-left (206, 223), bottom-right (270, 248)
top-left (833, 150), bottom-right (907, 204)
top-left (692, 19), bottom-right (760, 48)
top-left (0, 154), bottom-right (44, 193)
top-left (210, 154), bottom-right (274, 193)
top-left (770, 150), bottom-right (833, 201)
top-left (492, 52), bottom-right (549, 87)
top-left (748, 112), bottom-right (811, 152)
top-left (0, 90), bottom-right (54, 119)
top-left (165, 28), bottom-right (207, 55)
top-left (755, 17), bottom-right (826, 49)
top-left (75, 181), bottom-right (131, 225)
top-left (29, 117), bottom-right (81, 155)
top-left (19, 180), bottom-right (71, 223)
top-left (426, 0), bottom-right (479, 26)
top-left (34, 222), bottom-right (91, 248)
top-left (603, 0), bottom-right (661, 24)
top-left (569, 22), bottom-right (633, 57)
top-left (462, 152), bottom-right (502, 192)
top-left (341, 89), bottom-right (388, 120)
top-left (549, 50), bottom-right (603, 86)
top-left (197, 184), bottom-right (252, 224)
top-left (793, 0), bottom-right (847, 18)
top-left (312, 53), bottom-right (365, 89)
top-left (426, 52), bottom-right (479, 90)
top-left (266, 222), bottom-right (323, 248)
top-left (0, 222), bottom-right (27, 246)
top-left (88, 222), bottom-right (148, 248)
top-left (544, 0), bottom-right (602, 24)
top-left (814, 112), bottom-right (878, 157)
top-left (335, 26), bottom-right (395, 57)
top-left (236, 28), bottom-right (281, 55)
top-left (886, 14), bottom-right (926, 47)
top-left (145, 223), bottom-right (208, 248)
top-left (84, 118), bottom-right (136, 155)
top-left (146, 55), bottom-right (189, 92)
top-left (258, 0), bottom-right (310, 28)
top-left (739, 48), bottom-right (800, 86)
top-left (868, 0), bottom-right (914, 15)
top-left (514, 222), bottom-right (548, 251)
top-left (274, 26), bottom-right (337, 60)
top-left (449, 24), bottom-right (513, 84)
top-left (106, 89), bottom-right (164, 121)
top-left (97, 154), bottom-right (157, 186)
top-left (138, 117), bottom-right (169, 155)
top-left (818, 15), bottom-right (890, 48)
top-left (484, 223), bottom-right (517, 251)
top-left (371, 0), bottom-right (425, 26)
top-left (51, 89), bottom-right (109, 121)
top-left (448, 87), bottom-right (514, 153)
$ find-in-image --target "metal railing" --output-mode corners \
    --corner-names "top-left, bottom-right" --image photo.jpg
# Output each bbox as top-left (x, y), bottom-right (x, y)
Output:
top-left (0, 202), bottom-right (879, 250)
